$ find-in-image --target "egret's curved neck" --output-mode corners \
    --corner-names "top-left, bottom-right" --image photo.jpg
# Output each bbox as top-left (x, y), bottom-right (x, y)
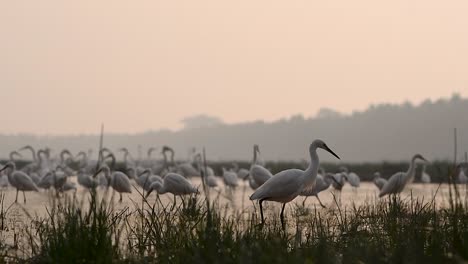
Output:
top-left (303, 147), bottom-right (319, 186)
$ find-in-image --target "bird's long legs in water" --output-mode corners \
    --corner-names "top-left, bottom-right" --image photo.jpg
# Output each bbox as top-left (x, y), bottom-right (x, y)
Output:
top-left (119, 193), bottom-right (123, 203)
top-left (15, 189), bottom-right (19, 203)
top-left (23, 191), bottom-right (26, 204)
top-left (315, 195), bottom-right (326, 208)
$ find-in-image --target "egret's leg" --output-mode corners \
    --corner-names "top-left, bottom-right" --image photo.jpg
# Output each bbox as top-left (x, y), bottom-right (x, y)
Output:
top-left (15, 189), bottom-right (19, 203)
top-left (119, 193), bottom-right (123, 203)
top-left (280, 203), bottom-right (286, 229)
top-left (23, 191), bottom-right (26, 204)
top-left (315, 195), bottom-right (326, 208)
top-left (302, 197), bottom-right (308, 207)
top-left (259, 199), bottom-right (265, 225)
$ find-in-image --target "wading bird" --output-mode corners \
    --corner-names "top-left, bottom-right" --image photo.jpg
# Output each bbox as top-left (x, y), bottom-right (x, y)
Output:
top-left (379, 154), bottom-right (427, 197)
top-left (249, 145), bottom-right (273, 189)
top-left (250, 139), bottom-right (340, 227)
top-left (0, 162), bottom-right (38, 203)
top-left (420, 164), bottom-right (431, 183)
top-left (146, 172), bottom-right (198, 207)
top-left (300, 169), bottom-right (340, 208)
top-left (101, 166), bottom-right (132, 202)
top-left (373, 172), bottom-right (387, 191)
top-left (223, 167), bottom-right (238, 190)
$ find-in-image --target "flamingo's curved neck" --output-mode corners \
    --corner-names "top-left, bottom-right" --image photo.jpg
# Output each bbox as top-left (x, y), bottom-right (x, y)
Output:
top-left (405, 158), bottom-right (417, 182)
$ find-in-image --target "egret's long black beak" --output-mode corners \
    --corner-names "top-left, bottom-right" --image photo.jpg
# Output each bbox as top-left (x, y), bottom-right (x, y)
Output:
top-left (325, 146), bottom-right (340, 160)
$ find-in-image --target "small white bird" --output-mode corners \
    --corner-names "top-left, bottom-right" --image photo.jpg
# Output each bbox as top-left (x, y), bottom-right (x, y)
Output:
top-left (0, 162), bottom-right (39, 203)
top-left (373, 172), bottom-right (387, 191)
top-left (379, 154), bottom-right (427, 197)
top-left (250, 139), bottom-right (340, 226)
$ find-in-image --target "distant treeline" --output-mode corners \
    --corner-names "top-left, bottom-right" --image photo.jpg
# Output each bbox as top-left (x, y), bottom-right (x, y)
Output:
top-left (0, 94), bottom-right (467, 162)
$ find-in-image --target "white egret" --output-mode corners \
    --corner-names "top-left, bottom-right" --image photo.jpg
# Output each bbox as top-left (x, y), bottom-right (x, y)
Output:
top-left (373, 172), bottom-right (387, 191)
top-left (379, 154), bottom-right (427, 197)
top-left (250, 139), bottom-right (340, 226)
top-left (0, 162), bottom-right (39, 203)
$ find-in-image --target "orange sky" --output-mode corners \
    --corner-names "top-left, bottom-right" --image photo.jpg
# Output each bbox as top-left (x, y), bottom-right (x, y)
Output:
top-left (0, 0), bottom-right (467, 134)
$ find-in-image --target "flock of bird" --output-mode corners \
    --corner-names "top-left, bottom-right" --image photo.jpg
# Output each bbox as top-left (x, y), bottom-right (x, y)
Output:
top-left (0, 141), bottom-right (467, 226)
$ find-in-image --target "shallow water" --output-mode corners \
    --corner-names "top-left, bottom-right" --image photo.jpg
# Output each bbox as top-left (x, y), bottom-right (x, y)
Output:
top-left (1, 176), bottom-right (466, 220)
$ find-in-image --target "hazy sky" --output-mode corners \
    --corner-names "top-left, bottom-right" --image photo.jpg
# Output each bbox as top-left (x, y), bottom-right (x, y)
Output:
top-left (1, 0), bottom-right (467, 134)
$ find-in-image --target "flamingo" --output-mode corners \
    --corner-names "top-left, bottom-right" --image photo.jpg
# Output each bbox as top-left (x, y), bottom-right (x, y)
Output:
top-left (300, 169), bottom-right (340, 208)
top-left (457, 163), bottom-right (468, 184)
top-left (222, 167), bottom-right (239, 190)
top-left (77, 169), bottom-right (99, 190)
top-left (134, 168), bottom-right (163, 192)
top-left (101, 165), bottom-right (132, 202)
top-left (249, 145), bottom-right (273, 189)
top-left (340, 166), bottom-right (360, 189)
top-left (420, 164), bottom-right (431, 183)
top-left (250, 139), bottom-right (340, 226)
top-left (373, 172), bottom-right (387, 191)
top-left (379, 154), bottom-right (427, 197)
top-left (0, 162), bottom-right (38, 203)
top-left (145, 172), bottom-right (198, 207)
top-left (232, 163), bottom-right (249, 180)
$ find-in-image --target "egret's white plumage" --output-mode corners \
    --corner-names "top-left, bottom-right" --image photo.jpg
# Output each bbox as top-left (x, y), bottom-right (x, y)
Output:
top-left (250, 139), bottom-right (340, 226)
top-left (379, 154), bottom-right (427, 197)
